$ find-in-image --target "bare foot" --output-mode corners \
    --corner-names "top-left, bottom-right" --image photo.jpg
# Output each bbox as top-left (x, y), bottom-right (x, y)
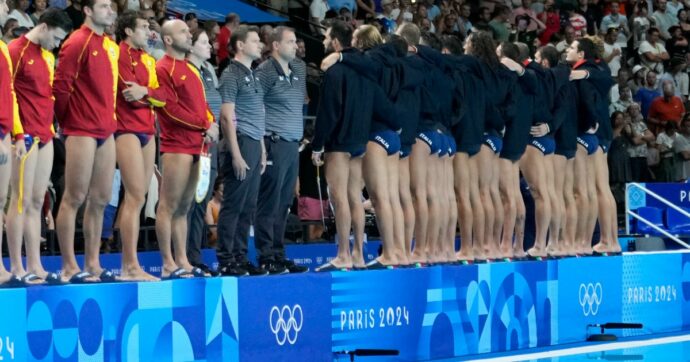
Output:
top-left (61, 268), bottom-right (100, 283)
top-left (120, 266), bottom-right (160, 282)
top-left (410, 250), bottom-right (427, 265)
top-left (0, 270), bottom-right (15, 284)
top-left (526, 247), bottom-right (547, 258)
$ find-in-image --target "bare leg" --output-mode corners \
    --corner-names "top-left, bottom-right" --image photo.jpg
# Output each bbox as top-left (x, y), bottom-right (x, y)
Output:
top-left (455, 153), bottom-right (475, 261)
top-left (56, 136), bottom-right (100, 282)
top-left (25, 142), bottom-right (55, 278)
top-left (348, 156), bottom-right (366, 267)
top-left (544, 154), bottom-right (562, 256)
top-left (468, 154), bottom-right (485, 260)
top-left (171, 159), bottom-right (200, 272)
top-left (513, 163), bottom-right (527, 258)
top-left (410, 140), bottom-right (431, 264)
top-left (387, 153), bottom-right (407, 265)
top-left (324, 152), bottom-right (353, 269)
top-left (425, 154), bottom-right (443, 263)
top-left (562, 157), bottom-right (577, 255)
top-left (6, 142), bottom-right (38, 278)
top-left (399, 156), bottom-right (415, 261)
top-left (519, 147), bottom-right (550, 258)
top-left (116, 135), bottom-right (158, 281)
top-left (476, 145), bottom-right (495, 259)
top-left (592, 149), bottom-right (621, 253)
top-left (444, 155), bottom-right (458, 262)
top-left (489, 153), bottom-right (503, 259)
top-left (498, 158), bottom-right (517, 259)
top-left (156, 153), bottom-right (196, 278)
top-left (363, 142), bottom-right (397, 265)
top-left (0, 136), bottom-right (14, 283)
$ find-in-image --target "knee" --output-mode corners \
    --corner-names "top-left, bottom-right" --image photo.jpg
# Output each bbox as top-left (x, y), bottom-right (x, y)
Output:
top-left (63, 190), bottom-right (88, 209)
top-left (124, 191), bottom-right (147, 208)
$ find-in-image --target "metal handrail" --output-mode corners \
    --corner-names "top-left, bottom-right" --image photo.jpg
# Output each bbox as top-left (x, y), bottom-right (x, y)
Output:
top-left (625, 182), bottom-right (690, 249)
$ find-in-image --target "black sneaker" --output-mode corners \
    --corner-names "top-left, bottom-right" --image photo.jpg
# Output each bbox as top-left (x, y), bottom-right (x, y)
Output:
top-left (241, 262), bottom-right (269, 276)
top-left (263, 261), bottom-right (289, 275)
top-left (279, 258), bottom-right (309, 273)
top-left (219, 263), bottom-right (249, 277)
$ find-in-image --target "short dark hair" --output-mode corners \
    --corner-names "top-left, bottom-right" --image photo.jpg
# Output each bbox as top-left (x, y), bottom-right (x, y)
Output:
top-left (192, 28), bottom-right (207, 45)
top-left (82, 0), bottom-right (97, 11)
top-left (647, 26), bottom-right (660, 36)
top-left (385, 33), bottom-right (408, 57)
top-left (230, 24), bottom-right (260, 52)
top-left (37, 8), bottom-right (72, 33)
top-left (269, 26), bottom-right (295, 45)
top-left (499, 41), bottom-right (520, 62)
top-left (537, 45), bottom-right (559, 67)
top-left (328, 20), bottom-right (353, 49)
top-left (115, 10), bottom-right (145, 43)
top-left (225, 13), bottom-right (239, 24)
top-left (575, 37), bottom-right (597, 60)
top-left (441, 34), bottom-right (462, 55)
top-left (184, 12), bottom-right (197, 21)
top-left (421, 31), bottom-right (441, 50)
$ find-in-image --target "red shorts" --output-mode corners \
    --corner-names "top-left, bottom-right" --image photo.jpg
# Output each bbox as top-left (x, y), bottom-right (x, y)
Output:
top-left (298, 197), bottom-right (331, 221)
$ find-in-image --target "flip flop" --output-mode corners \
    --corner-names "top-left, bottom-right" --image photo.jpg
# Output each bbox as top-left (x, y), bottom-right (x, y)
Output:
top-left (191, 267), bottom-right (210, 278)
top-left (99, 270), bottom-right (119, 283)
top-left (44, 272), bottom-right (66, 285)
top-left (526, 254), bottom-right (547, 261)
top-left (17, 273), bottom-right (46, 286)
top-left (315, 262), bottom-right (349, 272)
top-left (0, 275), bottom-right (22, 288)
top-left (592, 251), bottom-right (622, 257)
top-left (69, 271), bottom-right (99, 284)
top-left (193, 263), bottom-right (219, 277)
top-left (365, 260), bottom-right (395, 270)
top-left (162, 268), bottom-right (194, 280)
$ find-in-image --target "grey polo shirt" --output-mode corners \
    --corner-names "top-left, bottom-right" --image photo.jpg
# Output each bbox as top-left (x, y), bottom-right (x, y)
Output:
top-left (218, 59), bottom-right (265, 141)
top-left (194, 61), bottom-right (222, 121)
top-left (256, 57), bottom-right (305, 142)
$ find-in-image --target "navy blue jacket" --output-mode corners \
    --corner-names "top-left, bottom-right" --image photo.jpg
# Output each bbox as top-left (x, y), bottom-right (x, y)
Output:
top-left (572, 60), bottom-right (614, 137)
top-left (500, 67), bottom-right (538, 161)
top-left (312, 48), bottom-right (400, 152)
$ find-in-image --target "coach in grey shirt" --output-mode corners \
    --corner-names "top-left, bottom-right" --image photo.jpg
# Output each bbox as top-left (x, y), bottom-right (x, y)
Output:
top-left (254, 26), bottom-right (308, 274)
top-left (216, 25), bottom-right (268, 277)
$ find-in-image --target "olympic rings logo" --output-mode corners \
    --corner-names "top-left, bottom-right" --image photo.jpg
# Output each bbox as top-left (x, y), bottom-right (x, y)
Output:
top-left (269, 305), bottom-right (303, 346)
top-left (579, 283), bottom-right (603, 316)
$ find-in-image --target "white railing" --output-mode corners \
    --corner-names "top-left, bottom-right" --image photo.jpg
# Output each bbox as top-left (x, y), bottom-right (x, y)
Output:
top-left (625, 183), bottom-right (690, 249)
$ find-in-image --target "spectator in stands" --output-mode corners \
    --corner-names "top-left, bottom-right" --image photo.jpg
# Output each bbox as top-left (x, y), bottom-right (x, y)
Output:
top-left (556, 24), bottom-right (576, 52)
top-left (184, 12), bottom-right (198, 33)
top-left (9, 0), bottom-right (35, 28)
top-left (611, 84), bottom-right (634, 114)
top-left (310, 0), bottom-right (329, 35)
top-left (424, 0), bottom-right (440, 22)
top-left (30, 0), bottom-right (47, 23)
top-left (217, 13), bottom-right (239, 68)
top-left (151, 0), bottom-right (166, 23)
top-left (297, 125), bottom-right (330, 241)
top-left (653, 0), bottom-right (675, 39)
top-left (600, 1), bottom-right (629, 45)
top-left (678, 8), bottom-right (690, 37)
top-left (665, 25), bottom-right (688, 60)
top-left (65, 0), bottom-right (84, 28)
top-left (610, 67), bottom-right (631, 104)
top-left (603, 25), bottom-right (622, 76)
top-left (489, 5), bottom-right (510, 42)
top-left (577, 0), bottom-right (599, 36)
top-left (639, 27), bottom-right (670, 74)
top-left (656, 121), bottom-right (678, 181)
top-left (474, 6), bottom-right (492, 32)
top-left (649, 80), bottom-right (685, 133)
top-left (568, 6), bottom-right (587, 37)
top-left (667, 0), bottom-right (684, 21)
top-left (538, 0), bottom-right (559, 45)
top-left (673, 115), bottom-right (690, 180)
top-left (625, 103), bottom-right (655, 181)
top-left (512, 0), bottom-right (543, 33)
top-left (2, 17), bottom-right (18, 42)
top-left (141, 7), bottom-right (164, 59)
top-left (634, 70), bottom-right (661, 118)
top-left (0, 0), bottom-right (8, 29)
top-left (629, 64), bottom-right (648, 95)
top-left (658, 57), bottom-right (689, 101)
top-left (633, 3), bottom-right (652, 49)
top-left (328, 0), bottom-right (355, 13)
top-left (457, 3), bottom-right (472, 38)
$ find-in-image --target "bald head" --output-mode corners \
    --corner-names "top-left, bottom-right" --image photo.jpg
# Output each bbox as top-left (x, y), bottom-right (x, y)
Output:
top-left (162, 19), bottom-right (192, 57)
